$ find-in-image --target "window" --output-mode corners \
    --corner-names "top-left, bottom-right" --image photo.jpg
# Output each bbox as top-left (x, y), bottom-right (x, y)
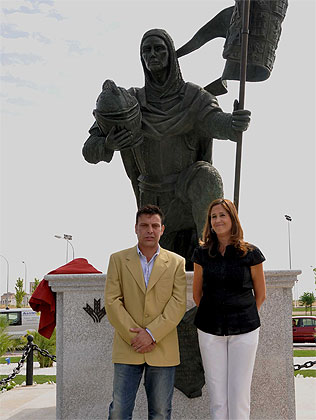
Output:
top-left (301, 318), bottom-right (316, 327)
top-left (0, 311), bottom-right (22, 326)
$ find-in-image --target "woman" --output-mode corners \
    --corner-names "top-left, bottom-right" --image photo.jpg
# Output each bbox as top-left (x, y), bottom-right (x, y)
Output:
top-left (192, 198), bottom-right (266, 420)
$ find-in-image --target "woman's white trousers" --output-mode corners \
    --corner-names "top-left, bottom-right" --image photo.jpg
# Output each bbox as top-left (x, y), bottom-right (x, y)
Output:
top-left (198, 328), bottom-right (260, 420)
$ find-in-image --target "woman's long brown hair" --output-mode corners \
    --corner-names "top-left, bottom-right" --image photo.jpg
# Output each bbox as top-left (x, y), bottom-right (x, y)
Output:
top-left (200, 198), bottom-right (252, 256)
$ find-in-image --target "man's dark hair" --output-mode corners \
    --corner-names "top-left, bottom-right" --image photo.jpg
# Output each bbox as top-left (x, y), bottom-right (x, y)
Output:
top-left (136, 204), bottom-right (164, 224)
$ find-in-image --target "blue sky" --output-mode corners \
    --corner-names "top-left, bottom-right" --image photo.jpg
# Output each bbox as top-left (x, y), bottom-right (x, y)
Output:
top-left (0, 0), bottom-right (315, 300)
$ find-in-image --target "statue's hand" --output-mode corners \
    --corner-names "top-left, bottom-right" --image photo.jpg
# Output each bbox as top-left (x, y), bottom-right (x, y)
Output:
top-left (104, 126), bottom-right (135, 151)
top-left (231, 109), bottom-right (251, 132)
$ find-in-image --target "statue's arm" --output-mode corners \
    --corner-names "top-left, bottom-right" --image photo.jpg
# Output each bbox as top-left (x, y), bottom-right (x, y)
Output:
top-left (82, 122), bottom-right (114, 164)
top-left (197, 89), bottom-right (251, 142)
top-left (203, 108), bottom-right (251, 142)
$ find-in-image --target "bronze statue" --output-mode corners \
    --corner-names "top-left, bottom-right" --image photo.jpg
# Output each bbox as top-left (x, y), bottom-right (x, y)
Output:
top-left (82, 29), bottom-right (251, 268)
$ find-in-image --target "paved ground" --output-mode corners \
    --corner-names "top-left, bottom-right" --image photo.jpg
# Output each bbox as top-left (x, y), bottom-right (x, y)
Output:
top-left (1, 377), bottom-right (315, 420)
top-left (1, 357), bottom-right (315, 420)
top-left (0, 383), bottom-right (56, 420)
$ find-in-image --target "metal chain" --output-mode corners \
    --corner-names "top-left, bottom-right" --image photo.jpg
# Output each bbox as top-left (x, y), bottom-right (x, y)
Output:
top-left (0, 344), bottom-right (32, 385)
top-left (294, 360), bottom-right (316, 371)
top-left (1, 342), bottom-right (314, 385)
top-left (0, 343), bottom-right (56, 386)
top-left (32, 344), bottom-right (56, 362)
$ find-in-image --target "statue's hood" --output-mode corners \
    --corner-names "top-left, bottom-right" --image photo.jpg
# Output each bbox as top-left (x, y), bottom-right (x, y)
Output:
top-left (140, 29), bottom-right (185, 102)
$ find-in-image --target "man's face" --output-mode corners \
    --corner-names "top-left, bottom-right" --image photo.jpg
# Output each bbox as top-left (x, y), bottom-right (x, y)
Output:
top-left (135, 213), bottom-right (165, 250)
top-left (141, 36), bottom-right (169, 73)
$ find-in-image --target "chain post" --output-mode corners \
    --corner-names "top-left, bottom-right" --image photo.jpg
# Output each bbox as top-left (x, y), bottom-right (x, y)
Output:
top-left (0, 340), bottom-right (32, 386)
top-left (26, 335), bottom-right (34, 386)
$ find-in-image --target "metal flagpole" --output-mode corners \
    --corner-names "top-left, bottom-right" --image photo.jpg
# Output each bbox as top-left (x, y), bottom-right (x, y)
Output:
top-left (233, 0), bottom-right (251, 212)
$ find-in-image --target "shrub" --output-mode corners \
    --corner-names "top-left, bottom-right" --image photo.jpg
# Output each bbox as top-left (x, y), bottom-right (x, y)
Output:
top-left (0, 318), bottom-right (14, 357)
top-left (25, 329), bottom-right (56, 368)
top-left (9, 337), bottom-right (26, 352)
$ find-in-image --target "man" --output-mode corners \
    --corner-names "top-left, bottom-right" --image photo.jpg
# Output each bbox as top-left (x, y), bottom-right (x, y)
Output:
top-left (105, 204), bottom-right (186, 419)
top-left (83, 29), bottom-right (251, 266)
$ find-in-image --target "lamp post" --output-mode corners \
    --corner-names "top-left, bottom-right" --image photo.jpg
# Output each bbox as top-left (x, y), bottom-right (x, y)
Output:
top-left (54, 234), bottom-right (75, 263)
top-left (0, 255), bottom-right (9, 309)
top-left (284, 214), bottom-right (292, 269)
top-left (22, 260), bottom-right (27, 293)
top-left (284, 214), bottom-right (295, 304)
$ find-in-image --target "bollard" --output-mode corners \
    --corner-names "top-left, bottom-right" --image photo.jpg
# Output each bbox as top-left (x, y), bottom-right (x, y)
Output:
top-left (26, 335), bottom-right (34, 386)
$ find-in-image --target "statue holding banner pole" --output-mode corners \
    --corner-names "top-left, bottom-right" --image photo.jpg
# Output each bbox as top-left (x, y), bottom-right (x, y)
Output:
top-left (82, 0), bottom-right (287, 266)
top-left (83, 34), bottom-right (250, 269)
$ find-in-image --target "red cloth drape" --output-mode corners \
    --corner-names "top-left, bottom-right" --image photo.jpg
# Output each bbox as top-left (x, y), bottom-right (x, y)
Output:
top-left (29, 258), bottom-right (102, 338)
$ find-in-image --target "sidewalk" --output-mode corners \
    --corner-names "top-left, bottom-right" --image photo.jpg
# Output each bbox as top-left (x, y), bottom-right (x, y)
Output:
top-left (1, 364), bottom-right (315, 419)
top-left (0, 383), bottom-right (56, 420)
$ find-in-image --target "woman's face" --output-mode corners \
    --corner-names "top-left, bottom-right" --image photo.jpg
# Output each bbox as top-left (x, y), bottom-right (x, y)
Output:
top-left (210, 204), bottom-right (232, 238)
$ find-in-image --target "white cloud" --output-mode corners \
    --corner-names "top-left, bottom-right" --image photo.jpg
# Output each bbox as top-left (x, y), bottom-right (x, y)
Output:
top-left (1, 74), bottom-right (39, 89)
top-left (27, 0), bottom-right (54, 6)
top-left (65, 40), bottom-right (92, 55)
top-left (32, 31), bottom-right (51, 44)
top-left (2, 6), bottom-right (41, 15)
top-left (6, 96), bottom-right (34, 106)
top-left (1, 23), bottom-right (29, 38)
top-left (2, 0), bottom-right (54, 15)
top-left (46, 8), bottom-right (65, 20)
top-left (1, 52), bottom-right (43, 65)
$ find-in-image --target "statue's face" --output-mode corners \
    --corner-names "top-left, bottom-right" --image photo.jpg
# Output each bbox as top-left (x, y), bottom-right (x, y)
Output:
top-left (141, 36), bottom-right (169, 73)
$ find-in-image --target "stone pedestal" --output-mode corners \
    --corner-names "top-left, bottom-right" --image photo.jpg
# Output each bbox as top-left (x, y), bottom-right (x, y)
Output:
top-left (47, 269), bottom-right (300, 420)
top-left (251, 270), bottom-right (300, 420)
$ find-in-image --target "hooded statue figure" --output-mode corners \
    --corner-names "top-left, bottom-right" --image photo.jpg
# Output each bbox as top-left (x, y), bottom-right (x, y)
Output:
top-left (83, 28), bottom-right (251, 268)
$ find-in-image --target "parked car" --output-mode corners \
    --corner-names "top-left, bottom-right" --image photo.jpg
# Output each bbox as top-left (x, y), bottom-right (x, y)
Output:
top-left (292, 315), bottom-right (316, 343)
top-left (0, 308), bottom-right (40, 338)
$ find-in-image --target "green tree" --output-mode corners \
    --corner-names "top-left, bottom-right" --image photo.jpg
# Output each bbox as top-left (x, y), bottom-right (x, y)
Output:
top-left (299, 292), bottom-right (315, 315)
top-left (15, 277), bottom-right (26, 308)
top-left (31, 278), bottom-right (40, 293)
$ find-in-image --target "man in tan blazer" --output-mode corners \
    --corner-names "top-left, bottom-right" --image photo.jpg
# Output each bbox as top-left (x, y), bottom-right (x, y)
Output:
top-left (105, 204), bottom-right (186, 419)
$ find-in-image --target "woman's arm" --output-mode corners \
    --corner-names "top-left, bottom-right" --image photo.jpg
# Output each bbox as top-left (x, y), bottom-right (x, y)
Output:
top-left (193, 263), bottom-right (203, 306)
top-left (251, 263), bottom-right (266, 310)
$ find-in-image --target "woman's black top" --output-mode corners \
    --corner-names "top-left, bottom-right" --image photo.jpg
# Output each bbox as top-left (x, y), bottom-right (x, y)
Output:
top-left (192, 244), bottom-right (265, 336)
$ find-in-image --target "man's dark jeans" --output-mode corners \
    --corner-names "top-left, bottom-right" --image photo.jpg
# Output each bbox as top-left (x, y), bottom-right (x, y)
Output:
top-left (108, 363), bottom-right (176, 420)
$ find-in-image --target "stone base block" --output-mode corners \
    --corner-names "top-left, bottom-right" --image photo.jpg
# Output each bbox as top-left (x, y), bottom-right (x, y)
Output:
top-left (47, 269), bottom-right (300, 420)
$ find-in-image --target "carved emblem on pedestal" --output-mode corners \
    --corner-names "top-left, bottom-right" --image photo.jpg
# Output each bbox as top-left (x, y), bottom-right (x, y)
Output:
top-left (83, 298), bottom-right (106, 323)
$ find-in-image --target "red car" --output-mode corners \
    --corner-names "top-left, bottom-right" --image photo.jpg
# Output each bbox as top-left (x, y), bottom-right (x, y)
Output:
top-left (292, 316), bottom-right (316, 343)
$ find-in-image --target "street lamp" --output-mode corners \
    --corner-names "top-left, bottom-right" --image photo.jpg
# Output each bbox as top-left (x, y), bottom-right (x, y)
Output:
top-left (22, 260), bottom-right (27, 293)
top-left (54, 234), bottom-right (75, 263)
top-left (0, 254), bottom-right (10, 309)
top-left (284, 214), bottom-right (292, 269)
top-left (284, 214), bottom-right (295, 305)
